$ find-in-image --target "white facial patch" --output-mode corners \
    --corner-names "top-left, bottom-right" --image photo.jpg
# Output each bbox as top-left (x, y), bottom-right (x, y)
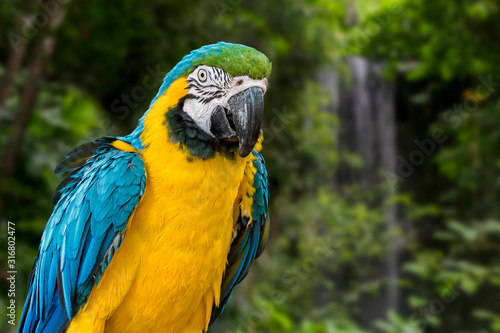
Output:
top-left (183, 65), bottom-right (268, 137)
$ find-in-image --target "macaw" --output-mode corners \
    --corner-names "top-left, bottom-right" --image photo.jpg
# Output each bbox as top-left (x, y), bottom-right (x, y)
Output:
top-left (19, 42), bottom-right (271, 333)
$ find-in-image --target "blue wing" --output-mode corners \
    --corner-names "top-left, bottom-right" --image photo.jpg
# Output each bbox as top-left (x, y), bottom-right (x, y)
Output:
top-left (19, 138), bottom-right (146, 333)
top-left (208, 150), bottom-right (270, 328)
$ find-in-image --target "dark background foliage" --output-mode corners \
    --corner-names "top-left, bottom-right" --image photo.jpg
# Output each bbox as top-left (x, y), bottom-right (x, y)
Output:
top-left (1, 0), bottom-right (500, 332)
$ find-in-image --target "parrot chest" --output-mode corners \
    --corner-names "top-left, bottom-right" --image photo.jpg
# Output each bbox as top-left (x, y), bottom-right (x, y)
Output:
top-left (104, 154), bottom-right (247, 332)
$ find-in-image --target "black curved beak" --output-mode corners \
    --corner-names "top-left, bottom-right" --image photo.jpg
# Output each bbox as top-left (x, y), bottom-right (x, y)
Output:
top-left (210, 86), bottom-right (264, 157)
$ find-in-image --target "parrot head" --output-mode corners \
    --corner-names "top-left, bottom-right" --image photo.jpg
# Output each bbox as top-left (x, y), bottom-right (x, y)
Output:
top-left (126, 42), bottom-right (272, 159)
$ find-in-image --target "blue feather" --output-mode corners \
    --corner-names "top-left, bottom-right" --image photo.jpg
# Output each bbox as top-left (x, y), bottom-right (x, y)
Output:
top-left (19, 141), bottom-right (146, 332)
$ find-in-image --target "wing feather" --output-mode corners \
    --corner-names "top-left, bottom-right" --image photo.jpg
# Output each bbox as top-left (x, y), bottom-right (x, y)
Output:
top-left (19, 138), bottom-right (146, 333)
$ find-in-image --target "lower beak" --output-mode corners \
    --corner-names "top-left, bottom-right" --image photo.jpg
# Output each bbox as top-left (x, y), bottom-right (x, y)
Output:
top-left (210, 87), bottom-right (264, 157)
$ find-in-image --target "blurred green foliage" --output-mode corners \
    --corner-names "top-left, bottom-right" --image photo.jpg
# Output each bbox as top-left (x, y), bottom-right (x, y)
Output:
top-left (1, 0), bottom-right (500, 332)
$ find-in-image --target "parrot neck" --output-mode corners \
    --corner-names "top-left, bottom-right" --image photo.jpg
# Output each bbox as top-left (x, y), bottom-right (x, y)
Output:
top-left (119, 73), bottom-right (189, 152)
top-left (164, 96), bottom-right (239, 159)
top-left (120, 115), bottom-right (147, 151)
top-left (121, 77), bottom-right (239, 160)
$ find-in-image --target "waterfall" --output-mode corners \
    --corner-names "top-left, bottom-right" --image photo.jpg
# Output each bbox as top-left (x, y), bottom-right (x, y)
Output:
top-left (319, 56), bottom-right (399, 328)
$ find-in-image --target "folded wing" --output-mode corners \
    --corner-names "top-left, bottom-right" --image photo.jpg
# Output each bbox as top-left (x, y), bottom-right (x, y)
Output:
top-left (19, 138), bottom-right (146, 333)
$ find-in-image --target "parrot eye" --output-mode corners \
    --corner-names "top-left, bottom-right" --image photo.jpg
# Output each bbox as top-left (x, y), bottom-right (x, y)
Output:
top-left (198, 69), bottom-right (207, 82)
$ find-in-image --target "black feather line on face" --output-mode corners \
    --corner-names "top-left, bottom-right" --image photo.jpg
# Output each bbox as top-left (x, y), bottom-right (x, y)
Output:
top-left (186, 67), bottom-right (231, 103)
top-left (186, 81), bottom-right (226, 104)
top-left (164, 96), bottom-right (238, 160)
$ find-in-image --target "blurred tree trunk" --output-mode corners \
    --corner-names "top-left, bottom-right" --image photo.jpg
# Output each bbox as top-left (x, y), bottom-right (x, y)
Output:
top-left (320, 56), bottom-right (399, 329)
top-left (0, 0), bottom-right (38, 112)
top-left (2, 36), bottom-right (47, 175)
top-left (0, 35), bottom-right (27, 112)
top-left (0, 1), bottom-right (65, 223)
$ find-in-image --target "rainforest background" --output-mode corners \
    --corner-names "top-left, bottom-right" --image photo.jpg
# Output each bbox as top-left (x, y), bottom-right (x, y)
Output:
top-left (1, 0), bottom-right (500, 332)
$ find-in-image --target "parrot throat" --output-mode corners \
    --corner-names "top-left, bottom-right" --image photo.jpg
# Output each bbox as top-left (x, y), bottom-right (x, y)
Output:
top-left (164, 96), bottom-right (239, 160)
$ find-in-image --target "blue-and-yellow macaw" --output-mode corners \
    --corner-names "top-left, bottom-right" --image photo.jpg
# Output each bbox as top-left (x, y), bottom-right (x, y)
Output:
top-left (19, 42), bottom-right (270, 333)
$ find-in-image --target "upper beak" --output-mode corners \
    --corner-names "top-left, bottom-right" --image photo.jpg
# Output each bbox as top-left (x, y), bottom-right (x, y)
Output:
top-left (210, 86), bottom-right (264, 157)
